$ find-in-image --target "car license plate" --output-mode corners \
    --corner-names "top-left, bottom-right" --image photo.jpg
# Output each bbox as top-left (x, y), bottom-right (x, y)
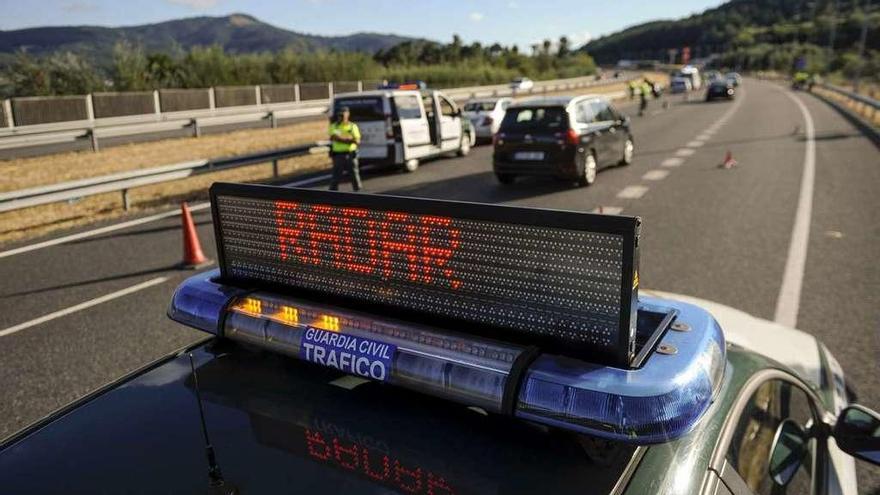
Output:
top-left (514, 151), bottom-right (544, 161)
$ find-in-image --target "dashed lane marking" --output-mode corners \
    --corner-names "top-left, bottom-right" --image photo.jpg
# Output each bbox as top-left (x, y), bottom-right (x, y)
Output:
top-left (0, 276), bottom-right (170, 338)
top-left (661, 157), bottom-right (684, 167)
top-left (675, 148), bottom-right (696, 157)
top-left (642, 170), bottom-right (670, 181)
top-left (616, 185), bottom-right (649, 199)
top-left (686, 140), bottom-right (705, 148)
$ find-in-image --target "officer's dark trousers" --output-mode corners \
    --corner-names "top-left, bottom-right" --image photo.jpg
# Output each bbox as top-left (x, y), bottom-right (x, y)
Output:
top-left (329, 152), bottom-right (361, 191)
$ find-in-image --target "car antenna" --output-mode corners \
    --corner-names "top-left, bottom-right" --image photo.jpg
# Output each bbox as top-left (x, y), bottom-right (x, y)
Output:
top-left (189, 352), bottom-right (237, 495)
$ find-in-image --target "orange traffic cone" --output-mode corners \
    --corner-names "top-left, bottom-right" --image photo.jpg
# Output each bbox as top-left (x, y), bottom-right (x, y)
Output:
top-left (180, 202), bottom-right (211, 269)
top-left (720, 150), bottom-right (737, 169)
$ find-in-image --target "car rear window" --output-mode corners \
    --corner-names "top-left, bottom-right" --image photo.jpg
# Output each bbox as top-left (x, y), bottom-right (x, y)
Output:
top-left (464, 101), bottom-right (496, 112)
top-left (334, 97), bottom-right (384, 121)
top-left (500, 106), bottom-right (567, 131)
top-left (392, 95), bottom-right (423, 120)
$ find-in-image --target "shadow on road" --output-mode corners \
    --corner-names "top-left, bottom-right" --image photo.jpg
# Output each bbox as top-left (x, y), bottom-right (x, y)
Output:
top-left (0, 264), bottom-right (180, 298)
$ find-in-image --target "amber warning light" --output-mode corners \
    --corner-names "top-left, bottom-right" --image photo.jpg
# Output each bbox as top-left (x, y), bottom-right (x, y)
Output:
top-left (210, 183), bottom-right (640, 366)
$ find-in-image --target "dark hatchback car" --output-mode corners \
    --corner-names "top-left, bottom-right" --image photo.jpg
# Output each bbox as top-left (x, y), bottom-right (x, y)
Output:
top-left (706, 80), bottom-right (736, 101)
top-left (492, 95), bottom-right (633, 186)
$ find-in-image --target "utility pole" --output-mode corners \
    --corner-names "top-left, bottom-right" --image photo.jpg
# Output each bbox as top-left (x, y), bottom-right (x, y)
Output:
top-left (853, 0), bottom-right (872, 93)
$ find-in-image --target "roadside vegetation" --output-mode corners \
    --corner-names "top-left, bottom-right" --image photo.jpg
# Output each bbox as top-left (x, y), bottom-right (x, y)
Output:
top-left (0, 36), bottom-right (596, 97)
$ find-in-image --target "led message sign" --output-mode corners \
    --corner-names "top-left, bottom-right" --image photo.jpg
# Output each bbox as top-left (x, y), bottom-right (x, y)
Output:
top-left (211, 183), bottom-right (640, 366)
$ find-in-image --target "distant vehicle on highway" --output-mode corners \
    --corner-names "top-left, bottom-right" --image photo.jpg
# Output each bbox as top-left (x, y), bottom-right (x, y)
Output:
top-left (725, 72), bottom-right (743, 87)
top-left (492, 95), bottom-right (633, 186)
top-left (706, 79), bottom-right (736, 101)
top-left (669, 77), bottom-right (693, 94)
top-left (509, 77), bottom-right (534, 91)
top-left (463, 97), bottom-right (512, 142)
top-left (332, 88), bottom-right (475, 172)
top-left (676, 65), bottom-right (703, 90)
top-left (703, 70), bottom-right (722, 82)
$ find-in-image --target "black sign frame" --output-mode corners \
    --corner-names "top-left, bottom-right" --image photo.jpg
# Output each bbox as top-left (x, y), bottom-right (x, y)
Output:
top-left (210, 182), bottom-right (640, 367)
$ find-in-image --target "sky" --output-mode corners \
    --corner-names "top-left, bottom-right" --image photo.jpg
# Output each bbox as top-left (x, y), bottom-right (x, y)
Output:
top-left (0, 0), bottom-right (725, 48)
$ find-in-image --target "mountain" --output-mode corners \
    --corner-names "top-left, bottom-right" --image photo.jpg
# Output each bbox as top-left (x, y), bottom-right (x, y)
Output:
top-left (0, 14), bottom-right (418, 64)
top-left (582, 0), bottom-right (877, 65)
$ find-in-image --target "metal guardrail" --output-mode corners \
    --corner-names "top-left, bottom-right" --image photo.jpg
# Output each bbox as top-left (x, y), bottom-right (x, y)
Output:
top-left (0, 141), bottom-right (330, 213)
top-left (0, 75), bottom-right (637, 154)
top-left (818, 83), bottom-right (880, 110)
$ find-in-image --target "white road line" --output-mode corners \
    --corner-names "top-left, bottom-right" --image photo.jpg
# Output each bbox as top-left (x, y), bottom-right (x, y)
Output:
top-left (617, 185), bottom-right (649, 199)
top-left (686, 140), bottom-right (705, 148)
top-left (0, 276), bottom-right (170, 338)
top-left (773, 91), bottom-right (816, 328)
top-left (675, 148), bottom-right (696, 157)
top-left (590, 206), bottom-right (624, 215)
top-left (642, 170), bottom-right (670, 181)
top-left (0, 170), bottom-right (336, 260)
top-left (661, 157), bottom-right (684, 167)
top-left (0, 203), bottom-right (210, 259)
top-left (697, 133), bottom-right (713, 141)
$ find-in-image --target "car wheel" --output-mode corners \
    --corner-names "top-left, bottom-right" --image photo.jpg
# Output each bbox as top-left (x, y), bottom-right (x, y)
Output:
top-left (576, 151), bottom-right (597, 187)
top-left (620, 137), bottom-right (634, 166)
top-left (496, 173), bottom-right (515, 184)
top-left (403, 159), bottom-right (419, 173)
top-left (457, 133), bottom-right (471, 156)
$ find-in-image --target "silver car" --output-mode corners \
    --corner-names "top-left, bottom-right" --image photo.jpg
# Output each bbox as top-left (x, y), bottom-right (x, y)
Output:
top-left (463, 97), bottom-right (512, 141)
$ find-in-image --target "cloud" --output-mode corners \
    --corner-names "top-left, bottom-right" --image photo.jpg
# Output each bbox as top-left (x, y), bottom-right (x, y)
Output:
top-left (468, 12), bottom-right (484, 22)
top-left (507, 1), bottom-right (519, 8)
top-left (568, 31), bottom-right (593, 46)
top-left (166, 0), bottom-right (220, 9)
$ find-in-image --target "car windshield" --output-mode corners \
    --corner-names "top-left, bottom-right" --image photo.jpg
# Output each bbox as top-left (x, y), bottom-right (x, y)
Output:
top-left (500, 106), bottom-right (567, 131)
top-left (333, 97), bottom-right (384, 120)
top-left (464, 101), bottom-right (496, 112)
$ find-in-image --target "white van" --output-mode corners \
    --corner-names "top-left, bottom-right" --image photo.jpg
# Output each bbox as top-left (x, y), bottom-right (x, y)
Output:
top-left (331, 89), bottom-right (475, 172)
top-left (676, 66), bottom-right (702, 90)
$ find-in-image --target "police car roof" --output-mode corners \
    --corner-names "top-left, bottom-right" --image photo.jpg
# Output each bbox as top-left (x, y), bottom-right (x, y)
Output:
top-left (0, 340), bottom-right (640, 495)
top-left (507, 95), bottom-right (606, 108)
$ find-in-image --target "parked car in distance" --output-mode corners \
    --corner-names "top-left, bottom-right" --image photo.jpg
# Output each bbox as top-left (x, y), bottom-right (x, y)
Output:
top-left (509, 77), bottom-right (534, 91)
top-left (706, 80), bottom-right (736, 101)
top-left (463, 97), bottom-right (512, 142)
top-left (669, 77), bottom-right (693, 94)
top-left (725, 72), bottom-right (743, 87)
top-left (493, 95), bottom-right (633, 187)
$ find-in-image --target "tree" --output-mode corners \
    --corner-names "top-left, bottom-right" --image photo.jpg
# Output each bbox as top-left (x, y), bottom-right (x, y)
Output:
top-left (558, 36), bottom-right (571, 57)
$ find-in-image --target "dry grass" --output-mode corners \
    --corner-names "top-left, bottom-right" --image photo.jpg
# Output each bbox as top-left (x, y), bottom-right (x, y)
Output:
top-left (0, 73), bottom-right (665, 246)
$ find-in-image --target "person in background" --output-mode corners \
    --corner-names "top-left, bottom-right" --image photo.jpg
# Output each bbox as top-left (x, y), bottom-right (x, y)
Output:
top-left (328, 106), bottom-right (362, 192)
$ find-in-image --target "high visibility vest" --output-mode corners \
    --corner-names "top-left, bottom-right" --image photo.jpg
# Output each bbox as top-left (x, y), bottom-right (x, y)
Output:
top-left (329, 121), bottom-right (361, 153)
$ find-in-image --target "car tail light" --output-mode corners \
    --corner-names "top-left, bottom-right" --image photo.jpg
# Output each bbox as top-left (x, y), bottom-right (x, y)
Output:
top-left (493, 132), bottom-right (505, 147)
top-left (565, 128), bottom-right (579, 146)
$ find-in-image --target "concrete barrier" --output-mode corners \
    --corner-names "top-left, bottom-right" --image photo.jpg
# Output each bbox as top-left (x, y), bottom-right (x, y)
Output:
top-left (11, 95), bottom-right (89, 126)
top-left (260, 84), bottom-right (298, 104)
top-left (333, 81), bottom-right (360, 94)
top-left (92, 91), bottom-right (156, 118)
top-left (0, 100), bottom-right (9, 128)
top-left (214, 86), bottom-right (258, 108)
top-left (299, 82), bottom-right (330, 101)
top-left (159, 88), bottom-right (211, 113)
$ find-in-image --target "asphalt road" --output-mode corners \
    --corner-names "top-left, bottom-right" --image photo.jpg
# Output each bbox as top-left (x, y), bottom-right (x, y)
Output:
top-left (1, 78), bottom-right (878, 490)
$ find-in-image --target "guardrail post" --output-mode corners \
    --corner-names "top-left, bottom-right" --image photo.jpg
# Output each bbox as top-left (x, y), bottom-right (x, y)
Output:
top-left (85, 94), bottom-right (95, 121)
top-left (357, 81), bottom-right (363, 92)
top-left (191, 118), bottom-right (201, 138)
top-left (269, 111), bottom-right (278, 129)
top-left (208, 87), bottom-right (216, 111)
top-left (2, 99), bottom-right (12, 128)
top-left (328, 82), bottom-right (334, 98)
top-left (121, 189), bottom-right (131, 211)
top-left (294, 84), bottom-right (301, 102)
top-left (255, 85), bottom-right (262, 106)
top-left (153, 90), bottom-right (161, 117)
top-left (88, 129), bottom-right (99, 152)
top-left (272, 159), bottom-right (279, 177)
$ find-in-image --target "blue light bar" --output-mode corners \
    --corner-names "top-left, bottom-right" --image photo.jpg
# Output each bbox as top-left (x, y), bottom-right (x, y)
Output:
top-left (515, 297), bottom-right (725, 443)
top-left (167, 273), bottom-right (725, 444)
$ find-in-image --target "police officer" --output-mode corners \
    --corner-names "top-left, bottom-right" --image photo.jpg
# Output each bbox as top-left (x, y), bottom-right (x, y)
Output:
top-left (329, 106), bottom-right (362, 191)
